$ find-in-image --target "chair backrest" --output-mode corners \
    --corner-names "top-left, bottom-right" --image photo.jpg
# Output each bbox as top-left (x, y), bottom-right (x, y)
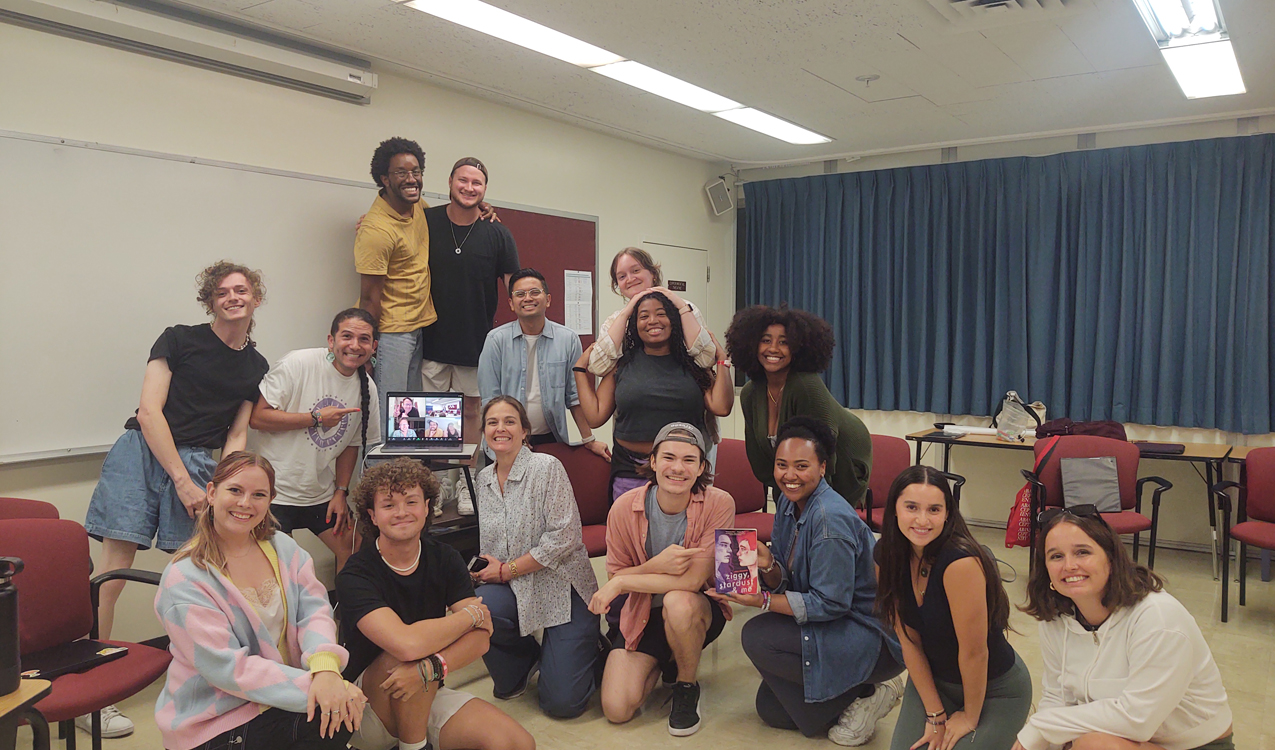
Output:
top-left (868, 434), bottom-right (912, 510)
top-left (712, 439), bottom-right (767, 514)
top-left (0, 519), bottom-right (94, 655)
top-left (0, 497), bottom-right (59, 520)
top-left (1034, 436), bottom-right (1139, 510)
top-left (532, 443), bottom-right (611, 526)
top-left (1244, 447), bottom-right (1275, 524)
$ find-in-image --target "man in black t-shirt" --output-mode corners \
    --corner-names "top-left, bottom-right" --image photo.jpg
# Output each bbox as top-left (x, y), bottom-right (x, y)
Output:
top-left (419, 157), bottom-right (519, 513)
top-left (82, 260), bottom-right (270, 739)
top-left (336, 458), bottom-right (533, 750)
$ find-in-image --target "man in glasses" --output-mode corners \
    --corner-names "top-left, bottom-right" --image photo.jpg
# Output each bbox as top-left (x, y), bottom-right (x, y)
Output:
top-left (355, 136), bottom-right (437, 395)
top-left (478, 268), bottom-right (609, 457)
top-left (420, 157), bottom-right (521, 512)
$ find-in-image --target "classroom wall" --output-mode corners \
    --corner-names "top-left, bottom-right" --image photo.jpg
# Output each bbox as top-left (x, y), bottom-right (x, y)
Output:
top-left (0, 21), bottom-right (733, 641)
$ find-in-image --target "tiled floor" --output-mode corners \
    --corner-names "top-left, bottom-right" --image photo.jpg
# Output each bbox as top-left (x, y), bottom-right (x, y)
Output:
top-left (25, 529), bottom-right (1273, 749)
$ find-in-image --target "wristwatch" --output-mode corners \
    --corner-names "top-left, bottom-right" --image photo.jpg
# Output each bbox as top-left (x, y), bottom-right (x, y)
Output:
top-left (310, 408), bottom-right (322, 428)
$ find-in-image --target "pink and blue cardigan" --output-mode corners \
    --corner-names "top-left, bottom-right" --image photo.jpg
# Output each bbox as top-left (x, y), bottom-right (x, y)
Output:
top-left (153, 532), bottom-right (346, 750)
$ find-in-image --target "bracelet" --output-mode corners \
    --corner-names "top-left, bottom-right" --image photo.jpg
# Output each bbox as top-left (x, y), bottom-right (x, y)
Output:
top-left (434, 653), bottom-right (449, 679)
top-left (760, 591), bottom-right (771, 613)
top-left (925, 710), bottom-right (946, 718)
top-left (716, 360), bottom-right (731, 367)
top-left (580, 435), bottom-right (596, 444)
top-left (467, 604), bottom-right (484, 629)
top-left (508, 561), bottom-right (519, 579)
top-left (417, 659), bottom-right (432, 684)
top-left (760, 558), bottom-right (778, 575)
top-left (678, 306), bottom-right (691, 315)
top-left (925, 718), bottom-right (947, 726)
top-left (572, 366), bottom-right (589, 373)
top-left (427, 654), bottom-right (443, 683)
top-left (464, 606), bottom-right (479, 629)
top-left (335, 486), bottom-right (349, 494)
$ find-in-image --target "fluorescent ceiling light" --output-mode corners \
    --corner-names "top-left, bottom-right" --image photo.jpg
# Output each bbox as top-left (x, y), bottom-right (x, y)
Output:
top-left (1160, 40), bottom-right (1246, 98)
top-left (403, 0), bottom-right (623, 68)
top-left (1131, 0), bottom-right (1223, 41)
top-left (713, 108), bottom-right (831, 145)
top-left (591, 61), bottom-right (741, 112)
top-left (402, 0), bottom-right (831, 145)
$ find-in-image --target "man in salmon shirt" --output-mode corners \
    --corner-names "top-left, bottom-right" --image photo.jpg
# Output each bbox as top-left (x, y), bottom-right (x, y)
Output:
top-left (589, 422), bottom-right (736, 738)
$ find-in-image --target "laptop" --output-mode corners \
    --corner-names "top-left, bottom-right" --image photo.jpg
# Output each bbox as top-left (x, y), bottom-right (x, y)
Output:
top-left (378, 391), bottom-right (468, 455)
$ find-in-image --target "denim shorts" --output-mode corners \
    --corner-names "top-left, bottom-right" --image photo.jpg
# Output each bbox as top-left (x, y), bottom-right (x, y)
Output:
top-left (84, 429), bottom-right (216, 551)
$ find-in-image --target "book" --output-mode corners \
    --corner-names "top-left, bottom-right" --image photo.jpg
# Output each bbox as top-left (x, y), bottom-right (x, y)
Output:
top-left (714, 528), bottom-right (759, 595)
top-left (20, 639), bottom-right (128, 680)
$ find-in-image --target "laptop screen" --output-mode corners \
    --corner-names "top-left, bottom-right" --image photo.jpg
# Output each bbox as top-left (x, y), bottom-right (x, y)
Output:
top-left (385, 392), bottom-right (464, 446)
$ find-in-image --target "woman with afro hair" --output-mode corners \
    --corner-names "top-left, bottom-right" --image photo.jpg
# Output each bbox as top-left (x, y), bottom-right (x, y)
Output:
top-left (724, 305), bottom-right (872, 507)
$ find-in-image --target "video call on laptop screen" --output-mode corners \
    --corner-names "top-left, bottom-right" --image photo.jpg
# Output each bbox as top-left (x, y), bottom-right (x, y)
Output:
top-left (386, 393), bottom-right (464, 445)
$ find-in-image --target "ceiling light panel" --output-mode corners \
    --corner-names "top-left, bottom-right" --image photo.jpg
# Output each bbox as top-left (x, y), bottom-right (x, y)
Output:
top-left (403, 0), bottom-right (623, 68)
top-left (713, 108), bottom-right (832, 145)
top-left (591, 61), bottom-right (741, 112)
top-left (1160, 39), bottom-right (1246, 98)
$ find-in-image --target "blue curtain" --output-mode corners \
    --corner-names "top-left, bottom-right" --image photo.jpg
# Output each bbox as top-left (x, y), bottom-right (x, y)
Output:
top-left (742, 134), bottom-right (1275, 434)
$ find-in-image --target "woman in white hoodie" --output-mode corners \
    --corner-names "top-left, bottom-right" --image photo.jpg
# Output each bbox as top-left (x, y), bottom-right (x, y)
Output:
top-left (1013, 505), bottom-right (1233, 750)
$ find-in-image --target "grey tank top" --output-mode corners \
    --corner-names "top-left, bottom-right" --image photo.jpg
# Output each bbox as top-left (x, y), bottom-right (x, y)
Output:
top-left (614, 349), bottom-right (706, 442)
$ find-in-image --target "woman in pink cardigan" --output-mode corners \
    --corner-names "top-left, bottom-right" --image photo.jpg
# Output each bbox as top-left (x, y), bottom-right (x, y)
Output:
top-left (154, 451), bottom-right (366, 750)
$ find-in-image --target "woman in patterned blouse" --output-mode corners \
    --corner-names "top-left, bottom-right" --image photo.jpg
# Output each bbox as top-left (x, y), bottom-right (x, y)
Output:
top-left (469, 395), bottom-right (602, 718)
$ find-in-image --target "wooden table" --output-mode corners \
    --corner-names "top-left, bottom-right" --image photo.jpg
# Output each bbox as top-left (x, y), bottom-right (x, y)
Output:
top-left (0, 679), bottom-right (51, 750)
top-left (906, 429), bottom-right (1233, 578)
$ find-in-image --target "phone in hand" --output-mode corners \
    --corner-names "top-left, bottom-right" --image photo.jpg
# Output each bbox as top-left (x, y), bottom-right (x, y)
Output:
top-left (467, 556), bottom-right (489, 573)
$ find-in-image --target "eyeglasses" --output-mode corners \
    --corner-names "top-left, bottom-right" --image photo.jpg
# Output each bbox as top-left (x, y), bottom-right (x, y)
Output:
top-left (511, 288), bottom-right (545, 300)
top-left (1037, 504), bottom-right (1103, 524)
top-left (389, 168), bottom-right (423, 180)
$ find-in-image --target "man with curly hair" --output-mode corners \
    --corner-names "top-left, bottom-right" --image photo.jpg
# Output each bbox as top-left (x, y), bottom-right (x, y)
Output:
top-left (355, 137), bottom-right (437, 395)
top-left (336, 458), bottom-right (534, 750)
top-left (83, 260), bottom-right (270, 738)
top-left (724, 305), bottom-right (872, 507)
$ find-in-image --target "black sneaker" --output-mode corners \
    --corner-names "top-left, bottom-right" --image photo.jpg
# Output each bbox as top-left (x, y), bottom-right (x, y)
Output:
top-left (493, 659), bottom-right (539, 700)
top-left (667, 681), bottom-right (702, 736)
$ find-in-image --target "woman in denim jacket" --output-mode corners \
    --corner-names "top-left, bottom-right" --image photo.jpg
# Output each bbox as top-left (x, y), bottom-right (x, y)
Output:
top-left (711, 416), bottom-right (904, 745)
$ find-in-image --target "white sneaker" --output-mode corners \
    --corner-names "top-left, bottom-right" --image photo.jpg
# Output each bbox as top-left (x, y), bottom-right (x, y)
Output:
top-left (76, 705), bottom-right (134, 739)
top-left (827, 675), bottom-right (904, 746)
top-left (456, 479), bottom-right (475, 516)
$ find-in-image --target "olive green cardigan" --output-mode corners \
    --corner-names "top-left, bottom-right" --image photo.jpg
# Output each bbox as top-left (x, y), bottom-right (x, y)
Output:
top-left (740, 371), bottom-right (872, 507)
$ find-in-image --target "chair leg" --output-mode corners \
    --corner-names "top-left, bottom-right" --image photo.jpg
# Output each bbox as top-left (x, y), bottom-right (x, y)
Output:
top-left (66, 718), bottom-right (77, 750)
top-left (1221, 520), bottom-right (1230, 623)
top-left (1239, 543), bottom-right (1248, 607)
top-left (92, 708), bottom-right (101, 750)
top-left (58, 720), bottom-right (70, 739)
top-left (1132, 532), bottom-right (1140, 562)
top-left (1149, 500), bottom-right (1160, 570)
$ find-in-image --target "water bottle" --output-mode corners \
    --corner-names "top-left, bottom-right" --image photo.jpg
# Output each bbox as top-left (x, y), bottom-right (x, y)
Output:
top-left (0, 556), bottom-right (24, 694)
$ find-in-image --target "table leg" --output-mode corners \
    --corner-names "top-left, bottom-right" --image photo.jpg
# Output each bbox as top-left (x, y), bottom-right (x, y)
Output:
top-left (18, 708), bottom-right (49, 750)
top-left (462, 467), bottom-right (478, 522)
top-left (913, 440), bottom-right (922, 466)
top-left (942, 444), bottom-right (952, 473)
top-left (1206, 460), bottom-right (1219, 581)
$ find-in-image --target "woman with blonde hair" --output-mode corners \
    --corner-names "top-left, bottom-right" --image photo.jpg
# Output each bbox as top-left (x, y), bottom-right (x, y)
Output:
top-left (154, 451), bottom-right (366, 750)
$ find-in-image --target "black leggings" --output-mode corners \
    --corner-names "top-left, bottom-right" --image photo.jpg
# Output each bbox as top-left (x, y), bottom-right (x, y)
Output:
top-left (741, 612), bottom-right (904, 737)
top-left (192, 707), bottom-right (352, 750)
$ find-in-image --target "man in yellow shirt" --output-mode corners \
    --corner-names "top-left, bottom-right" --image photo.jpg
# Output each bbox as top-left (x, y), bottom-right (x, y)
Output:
top-left (354, 137), bottom-right (437, 394)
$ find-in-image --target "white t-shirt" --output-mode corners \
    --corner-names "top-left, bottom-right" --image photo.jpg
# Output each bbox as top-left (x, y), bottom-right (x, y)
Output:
top-left (523, 334), bottom-right (551, 436)
top-left (249, 348), bottom-right (382, 507)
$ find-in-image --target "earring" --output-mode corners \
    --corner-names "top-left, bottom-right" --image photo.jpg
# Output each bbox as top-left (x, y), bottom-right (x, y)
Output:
top-left (1049, 582), bottom-right (1056, 591)
top-left (325, 350), bottom-right (336, 362)
top-left (370, 355), bottom-right (378, 368)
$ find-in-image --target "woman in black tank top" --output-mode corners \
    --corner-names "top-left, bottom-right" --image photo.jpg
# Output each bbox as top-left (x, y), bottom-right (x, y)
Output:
top-left (874, 466), bottom-right (1032, 750)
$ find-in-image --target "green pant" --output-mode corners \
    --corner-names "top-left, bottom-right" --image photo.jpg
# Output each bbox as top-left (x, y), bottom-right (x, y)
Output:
top-left (889, 653), bottom-right (1033, 750)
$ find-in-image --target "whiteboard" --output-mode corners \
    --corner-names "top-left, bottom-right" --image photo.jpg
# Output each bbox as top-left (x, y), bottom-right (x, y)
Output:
top-left (0, 132), bottom-right (381, 461)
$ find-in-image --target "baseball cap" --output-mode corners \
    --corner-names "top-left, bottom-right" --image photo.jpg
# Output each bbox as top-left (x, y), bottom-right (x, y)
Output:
top-left (652, 422), bottom-right (708, 456)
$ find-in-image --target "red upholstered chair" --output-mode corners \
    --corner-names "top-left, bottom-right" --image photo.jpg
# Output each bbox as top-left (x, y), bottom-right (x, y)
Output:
top-left (711, 439), bottom-right (773, 543)
top-left (1021, 436), bottom-right (1171, 568)
top-left (0, 519), bottom-right (170, 750)
top-left (1214, 447), bottom-right (1275, 623)
top-left (861, 435), bottom-right (912, 531)
top-left (532, 443), bottom-right (610, 557)
top-left (0, 497), bottom-right (59, 520)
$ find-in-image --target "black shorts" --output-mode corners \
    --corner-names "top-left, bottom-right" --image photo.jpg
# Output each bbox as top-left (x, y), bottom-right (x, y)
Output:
top-left (611, 593), bottom-right (727, 669)
top-left (271, 503), bottom-right (336, 537)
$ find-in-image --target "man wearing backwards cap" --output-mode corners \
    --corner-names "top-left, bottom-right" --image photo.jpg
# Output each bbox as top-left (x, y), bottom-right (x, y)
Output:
top-left (589, 422), bottom-right (737, 737)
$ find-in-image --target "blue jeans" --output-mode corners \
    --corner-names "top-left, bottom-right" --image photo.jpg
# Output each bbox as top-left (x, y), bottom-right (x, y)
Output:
top-left (476, 583), bottom-right (599, 718)
top-left (376, 329), bottom-right (426, 393)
